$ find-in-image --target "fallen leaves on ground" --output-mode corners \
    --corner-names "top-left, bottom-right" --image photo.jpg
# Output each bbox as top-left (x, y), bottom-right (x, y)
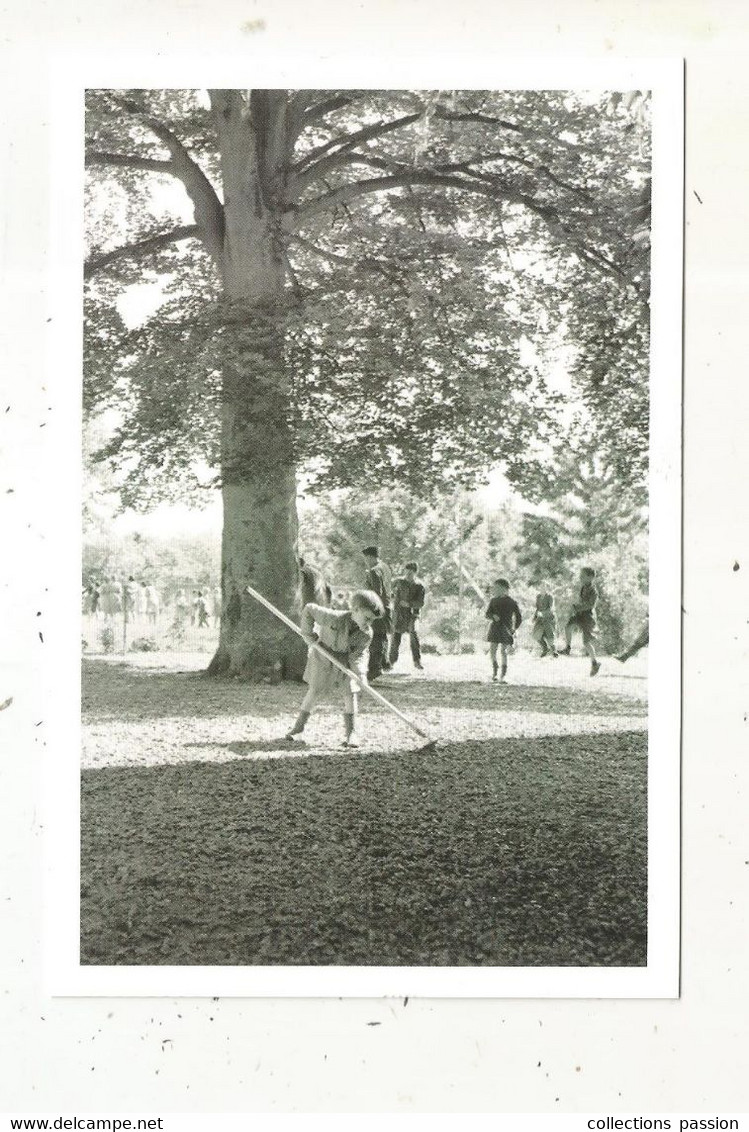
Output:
top-left (81, 657), bottom-right (648, 967)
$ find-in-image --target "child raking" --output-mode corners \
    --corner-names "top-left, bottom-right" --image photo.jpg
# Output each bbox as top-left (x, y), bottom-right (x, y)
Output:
top-left (285, 590), bottom-right (384, 748)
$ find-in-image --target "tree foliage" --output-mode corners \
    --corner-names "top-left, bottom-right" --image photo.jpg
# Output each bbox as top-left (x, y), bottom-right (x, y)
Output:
top-left (84, 87), bottom-right (651, 506)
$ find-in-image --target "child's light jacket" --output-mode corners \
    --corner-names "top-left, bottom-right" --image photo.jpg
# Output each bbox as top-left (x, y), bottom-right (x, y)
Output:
top-left (301, 603), bottom-right (371, 689)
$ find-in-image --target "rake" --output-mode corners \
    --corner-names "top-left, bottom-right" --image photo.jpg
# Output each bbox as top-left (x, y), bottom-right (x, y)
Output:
top-left (246, 584), bottom-right (438, 751)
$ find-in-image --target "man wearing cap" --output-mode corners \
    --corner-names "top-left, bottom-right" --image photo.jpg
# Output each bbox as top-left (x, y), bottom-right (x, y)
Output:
top-left (362, 545), bottom-right (393, 681)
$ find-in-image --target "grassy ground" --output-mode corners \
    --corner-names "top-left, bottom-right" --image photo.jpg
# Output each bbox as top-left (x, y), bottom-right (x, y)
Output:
top-left (81, 651), bottom-right (648, 967)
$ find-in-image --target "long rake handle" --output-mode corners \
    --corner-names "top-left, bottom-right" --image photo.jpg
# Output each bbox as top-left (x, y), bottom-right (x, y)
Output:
top-left (245, 584), bottom-right (434, 742)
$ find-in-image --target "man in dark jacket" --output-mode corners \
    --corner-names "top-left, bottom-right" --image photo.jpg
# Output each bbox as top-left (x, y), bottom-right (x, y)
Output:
top-left (362, 545), bottom-right (392, 680)
top-left (389, 561), bottom-right (426, 670)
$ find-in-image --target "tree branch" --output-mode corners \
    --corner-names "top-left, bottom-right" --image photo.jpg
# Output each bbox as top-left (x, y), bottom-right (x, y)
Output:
top-left (294, 170), bottom-right (528, 223)
top-left (294, 168), bottom-right (629, 285)
top-left (288, 233), bottom-right (353, 267)
top-left (84, 224), bottom-right (200, 280)
top-left (293, 112), bottom-right (422, 179)
top-left (434, 106), bottom-right (583, 150)
top-left (104, 93), bottom-right (225, 266)
top-left (299, 93), bottom-right (356, 127)
top-left (86, 150), bottom-right (175, 173)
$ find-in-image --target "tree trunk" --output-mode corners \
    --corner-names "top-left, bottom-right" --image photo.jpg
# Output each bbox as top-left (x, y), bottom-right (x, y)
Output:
top-left (206, 90), bottom-right (307, 679)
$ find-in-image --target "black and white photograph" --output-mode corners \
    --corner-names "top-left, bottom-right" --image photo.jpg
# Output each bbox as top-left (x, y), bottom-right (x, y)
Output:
top-left (68, 71), bottom-right (681, 993)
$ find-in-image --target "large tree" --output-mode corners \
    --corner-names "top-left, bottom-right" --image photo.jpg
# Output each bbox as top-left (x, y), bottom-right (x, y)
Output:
top-left (84, 88), bottom-right (650, 677)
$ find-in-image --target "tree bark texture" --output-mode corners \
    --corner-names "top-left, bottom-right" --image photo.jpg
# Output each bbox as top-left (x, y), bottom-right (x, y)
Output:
top-left (206, 90), bottom-right (307, 678)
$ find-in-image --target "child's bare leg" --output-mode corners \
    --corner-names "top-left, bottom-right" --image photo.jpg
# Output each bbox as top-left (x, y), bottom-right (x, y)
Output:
top-left (500, 644), bottom-right (509, 680)
top-left (489, 643), bottom-right (499, 679)
top-left (584, 634), bottom-right (600, 675)
top-left (287, 690), bottom-right (318, 738)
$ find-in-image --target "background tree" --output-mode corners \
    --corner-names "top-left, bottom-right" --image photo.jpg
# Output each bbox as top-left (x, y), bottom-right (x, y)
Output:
top-left (517, 447), bottom-right (648, 649)
top-left (84, 88), bottom-right (650, 676)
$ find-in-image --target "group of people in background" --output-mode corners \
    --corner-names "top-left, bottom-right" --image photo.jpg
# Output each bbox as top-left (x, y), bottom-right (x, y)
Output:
top-left (83, 576), bottom-right (161, 622)
top-left (288, 549), bottom-right (648, 749)
top-left (362, 546), bottom-right (427, 682)
top-left (486, 567), bottom-right (601, 684)
top-left (84, 557), bottom-right (648, 701)
top-left (484, 568), bottom-right (649, 683)
top-left (82, 576), bottom-right (221, 629)
top-left (300, 550), bottom-right (649, 692)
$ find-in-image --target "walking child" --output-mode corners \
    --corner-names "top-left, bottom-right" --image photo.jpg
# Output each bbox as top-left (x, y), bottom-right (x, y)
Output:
top-left (485, 578), bottom-right (522, 683)
top-left (532, 588), bottom-right (558, 657)
top-left (559, 566), bottom-right (601, 675)
top-left (285, 590), bottom-right (384, 748)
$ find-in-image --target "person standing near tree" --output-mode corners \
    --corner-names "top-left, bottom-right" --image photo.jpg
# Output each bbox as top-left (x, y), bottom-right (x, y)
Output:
top-left (174, 587), bottom-right (189, 625)
top-left (362, 545), bottom-right (392, 681)
top-left (137, 581), bottom-right (149, 620)
top-left (298, 556), bottom-right (332, 607)
top-left (211, 586), bottom-right (222, 627)
top-left (389, 561), bottom-right (426, 671)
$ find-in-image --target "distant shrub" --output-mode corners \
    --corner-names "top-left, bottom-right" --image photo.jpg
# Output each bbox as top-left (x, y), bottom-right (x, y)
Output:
top-left (100, 626), bottom-right (115, 654)
top-left (421, 641), bottom-right (441, 655)
top-left (130, 637), bottom-right (158, 653)
top-left (460, 641), bottom-right (476, 654)
top-left (81, 638), bottom-right (88, 653)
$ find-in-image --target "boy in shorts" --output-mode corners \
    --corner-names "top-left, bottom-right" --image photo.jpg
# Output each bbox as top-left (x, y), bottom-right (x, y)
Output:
top-left (559, 566), bottom-right (601, 676)
top-left (485, 578), bottom-right (522, 683)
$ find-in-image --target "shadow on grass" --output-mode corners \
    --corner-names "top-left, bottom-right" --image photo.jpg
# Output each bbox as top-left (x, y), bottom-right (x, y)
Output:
top-left (597, 671), bottom-right (647, 681)
top-left (186, 738), bottom-right (313, 755)
top-left (81, 729), bottom-right (647, 968)
top-left (83, 659), bottom-right (645, 723)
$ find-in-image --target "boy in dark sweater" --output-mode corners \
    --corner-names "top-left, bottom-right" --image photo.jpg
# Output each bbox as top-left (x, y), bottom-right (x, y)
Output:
top-left (485, 578), bottom-right (522, 683)
top-left (388, 561), bottom-right (426, 671)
